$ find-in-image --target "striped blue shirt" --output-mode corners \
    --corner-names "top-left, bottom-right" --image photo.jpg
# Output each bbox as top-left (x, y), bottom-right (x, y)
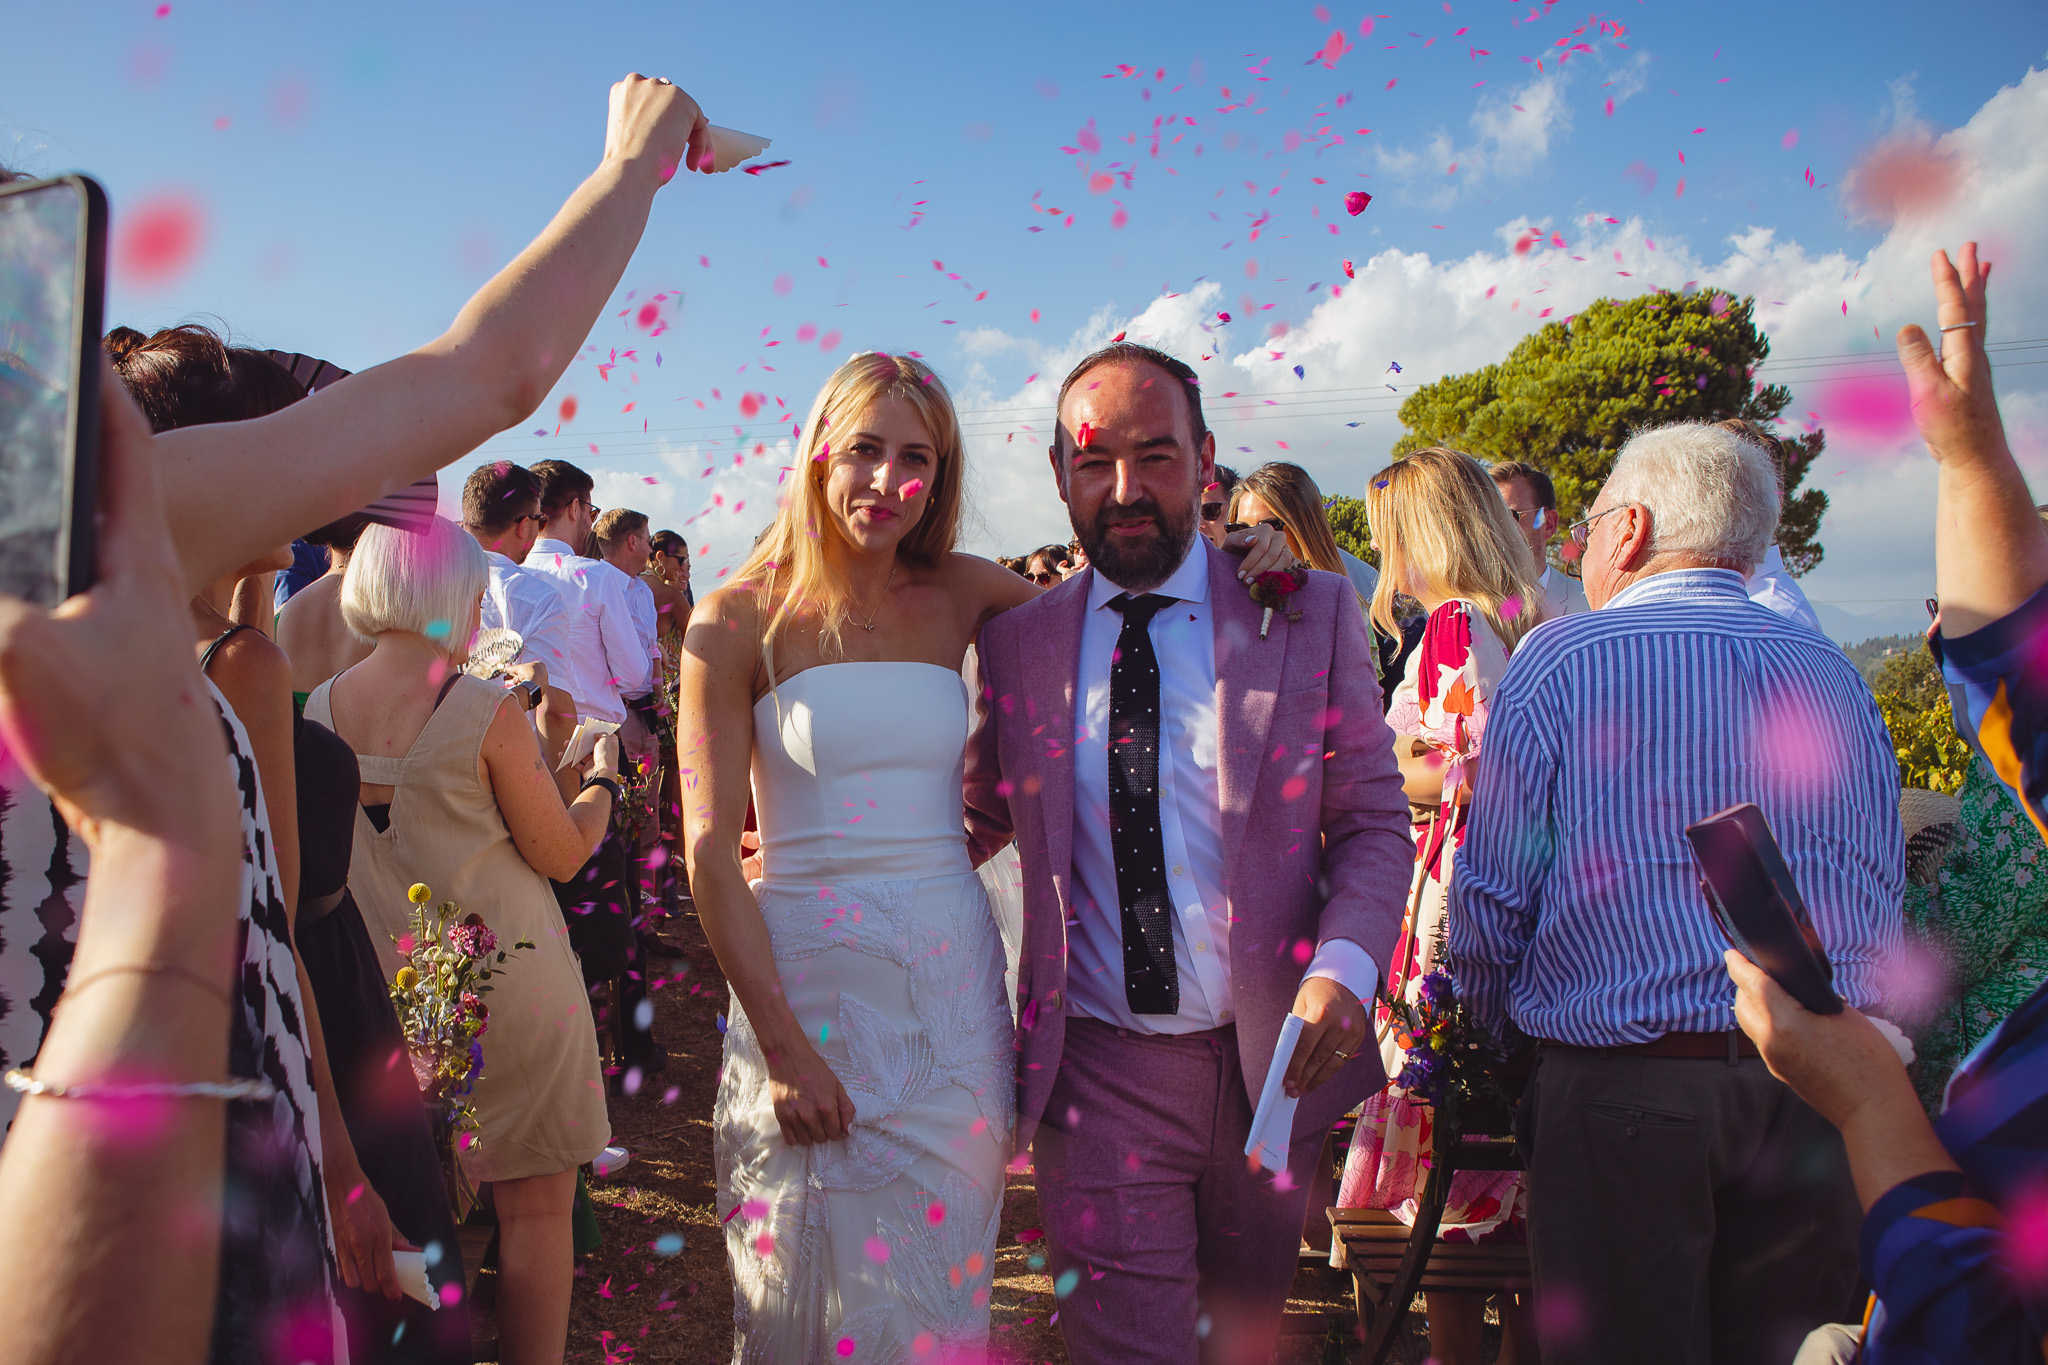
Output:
top-left (1449, 568), bottom-right (1904, 1046)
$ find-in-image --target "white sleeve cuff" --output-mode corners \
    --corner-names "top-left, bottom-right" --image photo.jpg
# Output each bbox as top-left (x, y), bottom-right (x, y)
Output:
top-left (1304, 937), bottom-right (1380, 1004)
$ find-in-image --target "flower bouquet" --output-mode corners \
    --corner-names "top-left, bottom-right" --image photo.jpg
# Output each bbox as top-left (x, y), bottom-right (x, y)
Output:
top-left (389, 881), bottom-right (533, 1217)
top-left (1381, 968), bottom-right (1522, 1137)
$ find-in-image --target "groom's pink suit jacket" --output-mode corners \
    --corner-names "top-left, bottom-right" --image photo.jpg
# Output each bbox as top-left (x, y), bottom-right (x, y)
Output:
top-left (965, 540), bottom-right (1416, 1150)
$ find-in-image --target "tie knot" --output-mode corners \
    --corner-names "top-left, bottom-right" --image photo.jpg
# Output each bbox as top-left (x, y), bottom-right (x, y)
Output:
top-left (1108, 593), bottom-right (1173, 627)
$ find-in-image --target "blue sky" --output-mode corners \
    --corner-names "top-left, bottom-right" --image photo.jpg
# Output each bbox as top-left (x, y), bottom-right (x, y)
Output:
top-left (8, 1), bottom-right (2048, 639)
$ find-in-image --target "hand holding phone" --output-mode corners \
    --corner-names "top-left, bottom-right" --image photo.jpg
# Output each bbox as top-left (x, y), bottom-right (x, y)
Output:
top-left (1685, 803), bottom-right (1844, 1016)
top-left (0, 174), bottom-right (106, 608)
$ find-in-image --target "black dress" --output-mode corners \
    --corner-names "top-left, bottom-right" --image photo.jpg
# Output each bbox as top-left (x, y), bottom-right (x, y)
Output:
top-left (293, 711), bottom-right (471, 1364)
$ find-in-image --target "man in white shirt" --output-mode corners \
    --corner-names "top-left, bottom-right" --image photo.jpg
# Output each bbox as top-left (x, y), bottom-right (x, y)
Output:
top-left (592, 507), bottom-right (663, 766)
top-left (460, 463), bottom-right (575, 681)
top-left (524, 460), bottom-right (654, 724)
top-left (592, 508), bottom-right (660, 687)
top-left (1716, 420), bottom-right (1827, 634)
top-left (1491, 459), bottom-right (1589, 617)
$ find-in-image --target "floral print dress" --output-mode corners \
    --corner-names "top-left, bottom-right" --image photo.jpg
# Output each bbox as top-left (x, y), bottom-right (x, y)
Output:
top-left (1337, 599), bottom-right (1526, 1242)
top-left (1903, 761), bottom-right (2048, 1112)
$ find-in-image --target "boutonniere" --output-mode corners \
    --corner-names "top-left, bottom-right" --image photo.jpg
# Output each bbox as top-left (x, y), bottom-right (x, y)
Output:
top-left (1248, 565), bottom-right (1308, 640)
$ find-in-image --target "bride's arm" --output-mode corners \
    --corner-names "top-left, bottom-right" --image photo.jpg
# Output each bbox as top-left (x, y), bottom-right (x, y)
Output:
top-left (677, 588), bottom-right (857, 1147)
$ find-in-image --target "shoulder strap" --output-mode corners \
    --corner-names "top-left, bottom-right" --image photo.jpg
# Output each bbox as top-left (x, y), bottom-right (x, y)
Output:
top-left (434, 670), bottom-right (464, 711)
top-left (199, 623), bottom-right (256, 675)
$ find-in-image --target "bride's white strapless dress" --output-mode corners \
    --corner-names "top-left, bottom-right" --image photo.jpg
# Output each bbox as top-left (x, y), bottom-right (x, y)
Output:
top-left (715, 662), bottom-right (1016, 1363)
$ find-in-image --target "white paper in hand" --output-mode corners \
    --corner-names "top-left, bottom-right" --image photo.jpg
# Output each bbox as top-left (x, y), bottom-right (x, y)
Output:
top-left (1244, 1013), bottom-right (1304, 1175)
top-left (705, 125), bottom-right (773, 173)
top-left (555, 718), bottom-right (621, 772)
top-left (389, 1250), bottom-right (441, 1310)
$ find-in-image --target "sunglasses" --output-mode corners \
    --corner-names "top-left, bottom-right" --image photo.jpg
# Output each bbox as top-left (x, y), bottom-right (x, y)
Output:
top-left (1028, 571), bottom-right (1060, 586)
top-left (1201, 501), bottom-right (1225, 522)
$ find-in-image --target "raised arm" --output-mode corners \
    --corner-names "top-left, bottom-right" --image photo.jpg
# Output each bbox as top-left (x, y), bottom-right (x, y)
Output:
top-left (1899, 243), bottom-right (2048, 638)
top-left (162, 75), bottom-right (712, 593)
top-left (0, 372), bottom-right (244, 1365)
top-left (677, 588), bottom-right (855, 1147)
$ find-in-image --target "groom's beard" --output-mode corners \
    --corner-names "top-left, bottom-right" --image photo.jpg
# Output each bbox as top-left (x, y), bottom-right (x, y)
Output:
top-left (1073, 489), bottom-right (1199, 593)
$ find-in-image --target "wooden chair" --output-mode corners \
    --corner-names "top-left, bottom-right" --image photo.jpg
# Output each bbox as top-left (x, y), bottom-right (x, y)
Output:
top-left (1327, 1127), bottom-right (1530, 1364)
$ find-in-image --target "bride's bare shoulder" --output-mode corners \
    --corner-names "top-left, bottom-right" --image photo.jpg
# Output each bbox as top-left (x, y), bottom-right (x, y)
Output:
top-left (941, 551), bottom-right (1042, 616)
top-left (686, 580), bottom-right (773, 663)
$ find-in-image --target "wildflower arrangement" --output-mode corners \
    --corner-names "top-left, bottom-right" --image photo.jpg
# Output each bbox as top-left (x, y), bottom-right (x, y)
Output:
top-left (1382, 968), bottom-right (1521, 1134)
top-left (389, 881), bottom-right (533, 1141)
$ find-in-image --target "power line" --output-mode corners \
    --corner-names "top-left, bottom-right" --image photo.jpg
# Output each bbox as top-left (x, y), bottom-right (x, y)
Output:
top-left (473, 341), bottom-right (2048, 462)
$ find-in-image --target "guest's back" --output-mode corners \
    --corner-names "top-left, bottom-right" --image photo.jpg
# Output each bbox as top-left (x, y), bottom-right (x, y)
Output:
top-left (278, 569), bottom-right (372, 697)
top-left (1455, 568), bottom-right (1904, 1043)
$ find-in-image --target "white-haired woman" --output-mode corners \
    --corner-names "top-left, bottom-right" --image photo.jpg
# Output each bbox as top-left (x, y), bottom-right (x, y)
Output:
top-left (679, 352), bottom-right (1291, 1358)
top-left (306, 516), bottom-right (620, 1365)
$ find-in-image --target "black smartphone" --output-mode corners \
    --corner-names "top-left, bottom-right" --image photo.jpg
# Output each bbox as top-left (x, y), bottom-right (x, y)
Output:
top-left (0, 174), bottom-right (107, 608)
top-left (1684, 803), bottom-right (1844, 1016)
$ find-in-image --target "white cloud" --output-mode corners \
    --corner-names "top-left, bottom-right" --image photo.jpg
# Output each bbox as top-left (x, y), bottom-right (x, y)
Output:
top-left (1373, 74), bottom-right (1573, 200)
top-left (948, 65), bottom-right (2048, 641)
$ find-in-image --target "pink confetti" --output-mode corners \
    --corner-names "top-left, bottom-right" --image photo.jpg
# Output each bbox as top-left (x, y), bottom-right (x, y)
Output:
top-left (739, 392), bottom-right (764, 419)
top-left (113, 194), bottom-right (204, 287)
top-left (1781, 129), bottom-right (1800, 149)
top-left (926, 1200), bottom-right (947, 1226)
top-left (863, 1237), bottom-right (892, 1263)
top-left (900, 478), bottom-right (925, 500)
top-left (1344, 191), bottom-right (1372, 215)
top-left (835, 1339), bottom-right (857, 1359)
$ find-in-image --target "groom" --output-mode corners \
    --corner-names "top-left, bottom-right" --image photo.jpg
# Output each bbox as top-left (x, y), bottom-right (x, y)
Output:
top-left (964, 342), bottom-right (1413, 1364)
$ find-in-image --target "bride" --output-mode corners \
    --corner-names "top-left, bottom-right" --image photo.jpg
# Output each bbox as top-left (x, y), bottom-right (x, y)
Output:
top-left (677, 351), bottom-right (1289, 1361)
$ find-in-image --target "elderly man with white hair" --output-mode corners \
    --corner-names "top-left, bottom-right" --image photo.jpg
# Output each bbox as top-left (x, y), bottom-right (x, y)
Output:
top-left (1449, 423), bottom-right (1905, 1365)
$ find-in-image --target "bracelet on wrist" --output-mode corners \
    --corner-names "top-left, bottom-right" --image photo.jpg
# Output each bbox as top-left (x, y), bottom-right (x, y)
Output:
top-left (6, 1066), bottom-right (276, 1103)
top-left (579, 775), bottom-right (623, 803)
top-left (58, 961), bottom-right (234, 1013)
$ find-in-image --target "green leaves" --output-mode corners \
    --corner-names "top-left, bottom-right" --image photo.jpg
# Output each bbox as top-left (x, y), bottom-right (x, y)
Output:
top-left (1394, 289), bottom-right (1828, 573)
top-left (1873, 648), bottom-right (1975, 794)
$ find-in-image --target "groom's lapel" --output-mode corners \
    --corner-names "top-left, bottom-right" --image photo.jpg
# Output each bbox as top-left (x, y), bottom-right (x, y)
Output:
top-left (1211, 542), bottom-right (1286, 885)
top-left (1028, 570), bottom-right (1090, 909)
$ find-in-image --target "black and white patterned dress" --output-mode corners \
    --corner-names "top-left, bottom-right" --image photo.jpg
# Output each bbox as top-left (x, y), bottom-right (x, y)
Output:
top-left (0, 680), bottom-right (343, 1363)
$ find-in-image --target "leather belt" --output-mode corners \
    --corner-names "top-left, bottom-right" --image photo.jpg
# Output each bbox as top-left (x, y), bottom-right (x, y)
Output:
top-left (298, 886), bottom-right (348, 932)
top-left (1547, 1031), bottom-right (1759, 1062)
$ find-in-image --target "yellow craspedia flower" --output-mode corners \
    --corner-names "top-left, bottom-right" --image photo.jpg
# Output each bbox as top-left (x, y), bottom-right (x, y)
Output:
top-left (407, 883), bottom-right (433, 905)
top-left (395, 966), bottom-right (419, 992)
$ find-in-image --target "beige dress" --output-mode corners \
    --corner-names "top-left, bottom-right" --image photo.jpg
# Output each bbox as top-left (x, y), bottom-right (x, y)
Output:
top-left (307, 672), bottom-right (610, 1183)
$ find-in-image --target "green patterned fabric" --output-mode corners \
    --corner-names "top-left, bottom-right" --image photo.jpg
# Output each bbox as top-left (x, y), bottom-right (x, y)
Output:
top-left (1904, 762), bottom-right (2048, 1111)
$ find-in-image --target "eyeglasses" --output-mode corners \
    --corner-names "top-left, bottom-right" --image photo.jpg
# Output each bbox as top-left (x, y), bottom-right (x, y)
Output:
top-left (1567, 504), bottom-right (1628, 549)
top-left (578, 497), bottom-right (602, 516)
top-left (1201, 501), bottom-right (1225, 522)
top-left (516, 512), bottom-right (547, 529)
top-left (1028, 571), bottom-right (1060, 586)
top-left (1505, 506), bottom-right (1551, 531)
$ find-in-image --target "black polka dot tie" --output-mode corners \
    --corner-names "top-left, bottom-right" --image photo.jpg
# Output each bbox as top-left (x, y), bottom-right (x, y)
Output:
top-left (1107, 592), bottom-right (1179, 1015)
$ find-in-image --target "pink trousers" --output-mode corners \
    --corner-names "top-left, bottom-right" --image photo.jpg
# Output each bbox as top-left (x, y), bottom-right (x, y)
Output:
top-left (1032, 1017), bottom-right (1325, 1365)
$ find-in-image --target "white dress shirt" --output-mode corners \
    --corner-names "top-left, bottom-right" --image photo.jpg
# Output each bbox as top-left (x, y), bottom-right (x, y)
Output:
top-left (1745, 545), bottom-right (1825, 635)
top-left (524, 538), bottom-right (654, 722)
top-left (616, 568), bottom-right (659, 700)
top-left (1068, 544), bottom-right (1378, 1033)
top-left (483, 552), bottom-right (574, 674)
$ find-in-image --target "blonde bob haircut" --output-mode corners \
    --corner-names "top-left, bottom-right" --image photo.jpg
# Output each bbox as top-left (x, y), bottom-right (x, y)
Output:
top-left (734, 352), bottom-right (965, 673)
top-left (341, 516), bottom-right (489, 663)
top-left (1364, 447), bottom-right (1549, 652)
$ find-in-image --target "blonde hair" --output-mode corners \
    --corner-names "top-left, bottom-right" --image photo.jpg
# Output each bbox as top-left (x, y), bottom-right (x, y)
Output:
top-left (341, 516), bottom-right (488, 662)
top-left (1228, 462), bottom-right (1349, 578)
top-left (734, 353), bottom-right (965, 673)
top-left (1365, 447), bottom-right (1548, 651)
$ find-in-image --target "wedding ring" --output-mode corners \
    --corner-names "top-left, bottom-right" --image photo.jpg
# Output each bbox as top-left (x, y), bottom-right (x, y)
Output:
top-left (652, 76), bottom-right (673, 85)
top-left (1939, 321), bottom-right (1980, 331)
top-left (1332, 1048), bottom-right (1354, 1060)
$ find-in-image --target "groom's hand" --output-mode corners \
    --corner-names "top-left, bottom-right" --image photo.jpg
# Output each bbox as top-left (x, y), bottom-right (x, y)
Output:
top-left (1284, 976), bottom-right (1368, 1098)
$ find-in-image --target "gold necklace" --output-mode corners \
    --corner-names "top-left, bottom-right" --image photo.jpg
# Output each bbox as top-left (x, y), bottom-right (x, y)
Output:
top-left (859, 564), bottom-right (897, 632)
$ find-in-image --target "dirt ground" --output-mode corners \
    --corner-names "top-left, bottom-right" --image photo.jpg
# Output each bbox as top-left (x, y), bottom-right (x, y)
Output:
top-left (466, 901), bottom-right (1441, 1364)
